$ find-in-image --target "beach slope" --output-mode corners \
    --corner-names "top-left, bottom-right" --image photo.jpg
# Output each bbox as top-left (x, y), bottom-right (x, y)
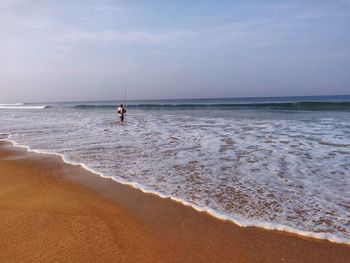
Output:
top-left (0, 141), bottom-right (349, 262)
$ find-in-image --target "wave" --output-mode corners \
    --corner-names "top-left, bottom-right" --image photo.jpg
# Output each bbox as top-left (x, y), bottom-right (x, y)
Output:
top-left (0, 101), bottom-right (350, 111)
top-left (72, 101), bottom-right (350, 111)
top-left (74, 104), bottom-right (116, 109)
top-left (2, 100), bottom-right (349, 111)
top-left (0, 105), bottom-right (48, 109)
top-left (0, 102), bottom-right (49, 109)
top-left (1, 134), bottom-right (350, 245)
top-left (0, 103), bottom-right (24, 106)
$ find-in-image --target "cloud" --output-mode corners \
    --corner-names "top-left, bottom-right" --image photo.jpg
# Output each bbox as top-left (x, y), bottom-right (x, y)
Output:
top-left (0, 0), bottom-right (349, 102)
top-left (49, 29), bottom-right (195, 46)
top-left (1, 0), bottom-right (348, 53)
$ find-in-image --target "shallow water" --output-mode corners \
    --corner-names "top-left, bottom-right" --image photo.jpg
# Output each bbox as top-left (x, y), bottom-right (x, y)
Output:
top-left (1, 97), bottom-right (349, 243)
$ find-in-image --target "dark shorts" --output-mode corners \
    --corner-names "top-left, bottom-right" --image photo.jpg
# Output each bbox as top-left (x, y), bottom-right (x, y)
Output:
top-left (120, 115), bottom-right (124, 122)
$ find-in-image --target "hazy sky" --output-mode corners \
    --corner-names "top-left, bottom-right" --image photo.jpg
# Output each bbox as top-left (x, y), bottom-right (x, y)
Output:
top-left (0, 0), bottom-right (349, 102)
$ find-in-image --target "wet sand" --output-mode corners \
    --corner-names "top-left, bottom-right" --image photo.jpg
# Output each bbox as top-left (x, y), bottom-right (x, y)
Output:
top-left (0, 141), bottom-right (349, 262)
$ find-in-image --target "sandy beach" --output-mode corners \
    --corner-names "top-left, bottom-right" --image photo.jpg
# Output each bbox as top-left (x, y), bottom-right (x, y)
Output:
top-left (0, 140), bottom-right (349, 262)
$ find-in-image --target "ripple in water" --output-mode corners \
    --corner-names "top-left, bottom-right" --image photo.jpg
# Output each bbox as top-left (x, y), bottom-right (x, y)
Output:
top-left (1, 108), bottom-right (349, 242)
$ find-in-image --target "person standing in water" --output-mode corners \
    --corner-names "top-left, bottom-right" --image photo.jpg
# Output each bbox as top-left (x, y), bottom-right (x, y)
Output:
top-left (117, 104), bottom-right (126, 123)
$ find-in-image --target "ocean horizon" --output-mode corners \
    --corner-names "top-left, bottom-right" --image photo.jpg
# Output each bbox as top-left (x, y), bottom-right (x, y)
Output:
top-left (2, 93), bottom-right (350, 105)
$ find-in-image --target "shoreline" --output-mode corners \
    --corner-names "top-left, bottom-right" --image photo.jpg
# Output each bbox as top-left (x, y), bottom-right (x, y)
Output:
top-left (0, 140), bottom-right (349, 262)
top-left (2, 136), bottom-right (349, 245)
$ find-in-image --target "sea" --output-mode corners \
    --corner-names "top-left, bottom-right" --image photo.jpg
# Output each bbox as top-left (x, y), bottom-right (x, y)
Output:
top-left (1, 95), bottom-right (350, 244)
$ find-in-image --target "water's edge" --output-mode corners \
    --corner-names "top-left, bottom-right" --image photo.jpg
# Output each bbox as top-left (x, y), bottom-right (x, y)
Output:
top-left (1, 134), bottom-right (349, 246)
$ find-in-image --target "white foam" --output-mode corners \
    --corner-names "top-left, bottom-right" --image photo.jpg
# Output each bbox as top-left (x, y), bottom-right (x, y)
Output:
top-left (1, 135), bottom-right (349, 246)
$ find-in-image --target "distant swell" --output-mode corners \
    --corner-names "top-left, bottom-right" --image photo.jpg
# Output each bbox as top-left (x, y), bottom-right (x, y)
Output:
top-left (73, 101), bottom-right (350, 111)
top-left (74, 104), bottom-right (116, 109)
top-left (0, 103), bottom-right (24, 106)
top-left (2, 100), bottom-right (348, 111)
top-left (0, 105), bottom-right (48, 109)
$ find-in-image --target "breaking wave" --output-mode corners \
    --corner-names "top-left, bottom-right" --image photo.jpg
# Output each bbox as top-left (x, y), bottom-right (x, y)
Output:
top-left (72, 101), bottom-right (350, 111)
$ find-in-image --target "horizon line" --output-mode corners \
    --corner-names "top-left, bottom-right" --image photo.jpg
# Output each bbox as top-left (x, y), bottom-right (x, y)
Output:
top-left (3, 93), bottom-right (349, 104)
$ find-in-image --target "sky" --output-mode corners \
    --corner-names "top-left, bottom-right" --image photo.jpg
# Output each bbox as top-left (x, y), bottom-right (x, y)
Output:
top-left (0, 0), bottom-right (349, 102)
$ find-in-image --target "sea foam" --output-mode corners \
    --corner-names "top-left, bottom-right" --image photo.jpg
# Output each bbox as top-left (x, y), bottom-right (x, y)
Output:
top-left (1, 134), bottom-right (349, 246)
top-left (1, 101), bottom-right (349, 245)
